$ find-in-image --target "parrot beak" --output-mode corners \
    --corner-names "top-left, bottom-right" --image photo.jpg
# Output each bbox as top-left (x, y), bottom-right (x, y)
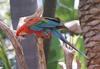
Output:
top-left (18, 36), bottom-right (26, 40)
top-left (18, 32), bottom-right (27, 36)
top-left (16, 32), bottom-right (28, 40)
top-left (16, 36), bottom-right (26, 43)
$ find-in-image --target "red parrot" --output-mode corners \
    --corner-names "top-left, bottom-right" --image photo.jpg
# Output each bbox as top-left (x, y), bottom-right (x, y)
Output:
top-left (16, 17), bottom-right (87, 58)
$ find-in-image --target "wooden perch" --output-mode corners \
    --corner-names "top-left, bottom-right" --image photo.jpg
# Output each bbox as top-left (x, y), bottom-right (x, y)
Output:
top-left (0, 20), bottom-right (28, 69)
top-left (37, 38), bottom-right (47, 69)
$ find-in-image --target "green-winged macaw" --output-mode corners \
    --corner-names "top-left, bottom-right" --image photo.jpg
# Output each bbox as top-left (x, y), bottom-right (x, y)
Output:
top-left (16, 17), bottom-right (87, 58)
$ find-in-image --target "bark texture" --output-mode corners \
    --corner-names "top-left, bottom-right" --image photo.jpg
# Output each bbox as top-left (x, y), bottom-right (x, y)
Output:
top-left (79, 0), bottom-right (100, 69)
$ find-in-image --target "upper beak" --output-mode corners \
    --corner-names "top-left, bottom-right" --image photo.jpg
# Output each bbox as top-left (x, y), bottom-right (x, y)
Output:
top-left (16, 34), bottom-right (27, 41)
top-left (16, 36), bottom-right (26, 43)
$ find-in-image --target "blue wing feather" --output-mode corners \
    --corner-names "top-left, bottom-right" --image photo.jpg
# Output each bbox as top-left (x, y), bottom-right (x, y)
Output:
top-left (51, 30), bottom-right (87, 57)
top-left (38, 20), bottom-right (60, 28)
top-left (51, 30), bottom-right (67, 43)
top-left (30, 19), bottom-right (60, 31)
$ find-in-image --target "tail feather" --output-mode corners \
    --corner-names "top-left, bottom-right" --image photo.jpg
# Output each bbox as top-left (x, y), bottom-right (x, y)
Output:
top-left (51, 30), bottom-right (88, 58)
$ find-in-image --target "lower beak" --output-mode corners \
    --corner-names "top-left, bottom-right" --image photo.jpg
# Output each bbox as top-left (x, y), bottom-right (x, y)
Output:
top-left (16, 36), bottom-right (26, 42)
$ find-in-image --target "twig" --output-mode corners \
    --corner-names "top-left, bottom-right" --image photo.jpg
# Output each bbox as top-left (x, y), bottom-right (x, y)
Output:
top-left (61, 44), bottom-right (74, 69)
top-left (0, 20), bottom-right (28, 69)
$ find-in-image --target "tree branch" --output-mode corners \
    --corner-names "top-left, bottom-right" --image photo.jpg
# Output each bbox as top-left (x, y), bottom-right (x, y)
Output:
top-left (37, 38), bottom-right (47, 69)
top-left (0, 20), bottom-right (28, 69)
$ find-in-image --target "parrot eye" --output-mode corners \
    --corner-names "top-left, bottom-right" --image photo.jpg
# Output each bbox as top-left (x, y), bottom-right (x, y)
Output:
top-left (19, 32), bottom-right (27, 37)
top-left (21, 35), bottom-right (26, 37)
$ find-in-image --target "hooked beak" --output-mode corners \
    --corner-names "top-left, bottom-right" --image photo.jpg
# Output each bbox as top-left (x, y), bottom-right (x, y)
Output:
top-left (17, 36), bottom-right (26, 40)
top-left (16, 32), bottom-right (28, 40)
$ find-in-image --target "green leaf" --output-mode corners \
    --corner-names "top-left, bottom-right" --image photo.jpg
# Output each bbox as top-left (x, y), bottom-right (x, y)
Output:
top-left (56, 0), bottom-right (78, 21)
top-left (74, 36), bottom-right (87, 69)
top-left (47, 36), bottom-right (64, 69)
top-left (0, 37), bottom-right (11, 69)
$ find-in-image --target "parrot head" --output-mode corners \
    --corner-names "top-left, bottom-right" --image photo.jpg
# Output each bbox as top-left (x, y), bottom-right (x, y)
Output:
top-left (16, 26), bottom-right (29, 37)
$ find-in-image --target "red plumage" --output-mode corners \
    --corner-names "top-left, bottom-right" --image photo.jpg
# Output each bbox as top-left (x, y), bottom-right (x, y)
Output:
top-left (16, 17), bottom-right (50, 38)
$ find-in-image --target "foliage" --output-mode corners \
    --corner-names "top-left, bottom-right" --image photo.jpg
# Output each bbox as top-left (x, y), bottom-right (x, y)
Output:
top-left (0, 0), bottom-right (11, 26)
top-left (47, 36), bottom-right (64, 69)
top-left (0, 0), bottom-right (10, 38)
top-left (0, 30), bottom-right (6, 39)
top-left (74, 36), bottom-right (87, 69)
top-left (56, 0), bottom-right (78, 22)
top-left (0, 36), bottom-right (11, 69)
top-left (0, 1), bottom-right (12, 69)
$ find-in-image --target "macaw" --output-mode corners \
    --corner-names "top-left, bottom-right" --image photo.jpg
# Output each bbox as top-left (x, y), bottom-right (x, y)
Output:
top-left (16, 17), bottom-right (87, 58)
